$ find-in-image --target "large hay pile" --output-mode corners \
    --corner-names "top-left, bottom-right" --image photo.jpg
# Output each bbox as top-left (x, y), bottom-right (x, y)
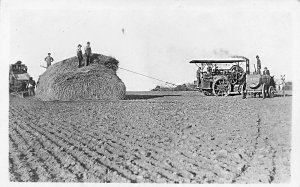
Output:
top-left (36, 53), bottom-right (126, 101)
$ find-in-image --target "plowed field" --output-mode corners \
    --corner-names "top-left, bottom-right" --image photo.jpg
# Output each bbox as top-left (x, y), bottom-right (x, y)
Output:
top-left (9, 91), bottom-right (291, 183)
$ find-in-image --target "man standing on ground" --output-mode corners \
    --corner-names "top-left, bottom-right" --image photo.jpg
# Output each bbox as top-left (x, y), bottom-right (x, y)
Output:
top-left (44, 53), bottom-right (54, 68)
top-left (256, 55), bottom-right (261, 74)
top-left (27, 77), bottom-right (36, 96)
top-left (196, 67), bottom-right (201, 88)
top-left (85, 42), bottom-right (92, 66)
top-left (77, 44), bottom-right (83, 68)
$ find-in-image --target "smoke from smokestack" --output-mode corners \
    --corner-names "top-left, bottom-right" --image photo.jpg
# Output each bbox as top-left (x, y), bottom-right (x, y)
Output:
top-left (212, 48), bottom-right (235, 58)
top-left (199, 48), bottom-right (238, 59)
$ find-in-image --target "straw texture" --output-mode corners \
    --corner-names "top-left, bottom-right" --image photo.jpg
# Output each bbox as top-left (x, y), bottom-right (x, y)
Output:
top-left (36, 54), bottom-right (126, 101)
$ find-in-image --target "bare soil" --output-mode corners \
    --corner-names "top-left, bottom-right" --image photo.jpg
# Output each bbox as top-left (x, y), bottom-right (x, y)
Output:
top-left (9, 91), bottom-right (292, 183)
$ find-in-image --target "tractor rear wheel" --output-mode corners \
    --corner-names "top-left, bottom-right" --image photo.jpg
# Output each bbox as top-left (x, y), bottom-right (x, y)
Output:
top-left (213, 78), bottom-right (231, 97)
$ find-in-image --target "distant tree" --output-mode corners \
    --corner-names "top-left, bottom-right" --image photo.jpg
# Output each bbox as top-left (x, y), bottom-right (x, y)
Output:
top-left (286, 81), bottom-right (292, 86)
top-left (151, 85), bottom-right (161, 91)
top-left (285, 81), bottom-right (292, 90)
top-left (151, 83), bottom-right (195, 91)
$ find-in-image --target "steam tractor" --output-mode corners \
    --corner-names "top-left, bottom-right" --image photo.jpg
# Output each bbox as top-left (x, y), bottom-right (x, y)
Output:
top-left (189, 56), bottom-right (249, 96)
top-left (190, 56), bottom-right (276, 98)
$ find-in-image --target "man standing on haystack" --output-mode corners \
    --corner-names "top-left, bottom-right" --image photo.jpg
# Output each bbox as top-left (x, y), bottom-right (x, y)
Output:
top-left (44, 53), bottom-right (54, 68)
top-left (85, 42), bottom-right (92, 66)
top-left (77, 44), bottom-right (83, 68)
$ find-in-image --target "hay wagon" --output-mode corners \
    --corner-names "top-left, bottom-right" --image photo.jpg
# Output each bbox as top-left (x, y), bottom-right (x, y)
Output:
top-left (9, 61), bottom-right (31, 97)
top-left (241, 74), bottom-right (276, 99)
top-left (189, 56), bottom-right (249, 96)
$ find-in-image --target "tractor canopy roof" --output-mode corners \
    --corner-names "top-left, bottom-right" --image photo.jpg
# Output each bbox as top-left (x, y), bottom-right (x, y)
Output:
top-left (189, 56), bottom-right (248, 64)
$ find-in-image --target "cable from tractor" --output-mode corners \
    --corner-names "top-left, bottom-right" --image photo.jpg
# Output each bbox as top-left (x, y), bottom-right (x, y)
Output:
top-left (118, 67), bottom-right (178, 87)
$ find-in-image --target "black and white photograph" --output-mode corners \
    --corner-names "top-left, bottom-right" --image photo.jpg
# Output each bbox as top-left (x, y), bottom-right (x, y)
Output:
top-left (0, 0), bottom-right (300, 186)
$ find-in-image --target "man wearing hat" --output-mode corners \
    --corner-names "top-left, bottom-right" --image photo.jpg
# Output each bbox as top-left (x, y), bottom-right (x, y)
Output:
top-left (84, 42), bottom-right (92, 66)
top-left (263, 67), bottom-right (270, 76)
top-left (44, 53), bottom-right (54, 68)
top-left (77, 44), bottom-right (83, 68)
top-left (256, 55), bottom-right (261, 74)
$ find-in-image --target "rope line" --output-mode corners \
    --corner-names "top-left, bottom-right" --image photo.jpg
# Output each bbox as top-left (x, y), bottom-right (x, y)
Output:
top-left (118, 67), bottom-right (178, 86)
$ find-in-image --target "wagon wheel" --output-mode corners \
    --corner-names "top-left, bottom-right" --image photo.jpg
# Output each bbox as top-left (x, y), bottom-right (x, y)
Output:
top-left (262, 83), bottom-right (267, 99)
top-left (212, 78), bottom-right (231, 97)
top-left (268, 86), bottom-right (275, 98)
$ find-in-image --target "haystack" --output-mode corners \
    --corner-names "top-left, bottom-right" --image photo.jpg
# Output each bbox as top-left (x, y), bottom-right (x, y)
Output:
top-left (36, 53), bottom-right (126, 101)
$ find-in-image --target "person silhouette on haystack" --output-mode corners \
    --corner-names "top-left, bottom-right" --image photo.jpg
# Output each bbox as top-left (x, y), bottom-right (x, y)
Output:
top-left (77, 44), bottom-right (83, 68)
top-left (84, 42), bottom-right (92, 66)
top-left (44, 53), bottom-right (54, 68)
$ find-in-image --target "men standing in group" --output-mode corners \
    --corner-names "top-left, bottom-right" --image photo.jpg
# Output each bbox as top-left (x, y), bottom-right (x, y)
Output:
top-left (44, 53), bottom-right (54, 68)
top-left (85, 42), bottom-right (92, 66)
top-left (256, 55), bottom-right (261, 74)
top-left (77, 44), bottom-right (83, 68)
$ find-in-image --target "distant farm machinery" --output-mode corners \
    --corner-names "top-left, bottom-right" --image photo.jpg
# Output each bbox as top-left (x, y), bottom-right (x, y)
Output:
top-left (9, 61), bottom-right (31, 97)
top-left (190, 56), bottom-right (276, 98)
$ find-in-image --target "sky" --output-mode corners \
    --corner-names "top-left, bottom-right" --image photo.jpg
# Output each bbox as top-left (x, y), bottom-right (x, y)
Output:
top-left (2, 0), bottom-right (300, 91)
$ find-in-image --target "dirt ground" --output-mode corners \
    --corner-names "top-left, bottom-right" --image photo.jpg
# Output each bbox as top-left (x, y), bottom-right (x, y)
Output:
top-left (9, 91), bottom-right (292, 183)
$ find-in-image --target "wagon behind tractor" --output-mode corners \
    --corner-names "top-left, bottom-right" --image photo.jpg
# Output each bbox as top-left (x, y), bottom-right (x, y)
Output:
top-left (241, 74), bottom-right (276, 99)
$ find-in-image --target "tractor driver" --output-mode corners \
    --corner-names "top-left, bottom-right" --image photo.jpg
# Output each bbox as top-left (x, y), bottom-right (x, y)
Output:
top-left (207, 66), bottom-right (212, 75)
top-left (214, 65), bottom-right (219, 75)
